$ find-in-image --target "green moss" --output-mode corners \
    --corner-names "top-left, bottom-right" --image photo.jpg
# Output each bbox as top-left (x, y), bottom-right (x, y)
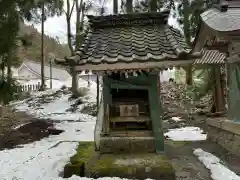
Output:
top-left (88, 154), bottom-right (175, 179)
top-left (165, 140), bottom-right (192, 148)
top-left (64, 163), bottom-right (84, 178)
top-left (64, 142), bottom-right (95, 177)
top-left (70, 142), bottom-right (94, 165)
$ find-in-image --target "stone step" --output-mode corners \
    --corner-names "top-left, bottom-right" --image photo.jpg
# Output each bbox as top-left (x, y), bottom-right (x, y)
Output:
top-left (85, 153), bottom-right (175, 180)
top-left (99, 136), bottom-right (156, 153)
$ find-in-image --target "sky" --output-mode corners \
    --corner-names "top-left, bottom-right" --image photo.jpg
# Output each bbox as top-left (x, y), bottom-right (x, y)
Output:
top-left (27, 0), bottom-right (178, 44)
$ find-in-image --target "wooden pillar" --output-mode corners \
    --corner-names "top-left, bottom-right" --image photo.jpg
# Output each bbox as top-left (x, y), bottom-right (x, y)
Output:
top-left (214, 65), bottom-right (225, 113)
top-left (149, 0), bottom-right (157, 12)
top-left (96, 75), bottom-right (99, 113)
top-left (148, 74), bottom-right (164, 153)
top-left (126, 0), bottom-right (133, 13)
top-left (102, 76), bottom-right (110, 134)
top-left (113, 0), bottom-right (118, 14)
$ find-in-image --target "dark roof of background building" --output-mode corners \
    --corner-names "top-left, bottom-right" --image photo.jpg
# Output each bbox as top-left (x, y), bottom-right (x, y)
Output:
top-left (201, 0), bottom-right (240, 32)
top-left (63, 10), bottom-right (201, 71)
top-left (194, 50), bottom-right (226, 64)
top-left (22, 61), bottom-right (71, 80)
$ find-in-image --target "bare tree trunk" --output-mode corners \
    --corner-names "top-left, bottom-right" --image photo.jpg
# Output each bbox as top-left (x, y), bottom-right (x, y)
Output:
top-left (70, 0), bottom-right (83, 96)
top-left (7, 50), bottom-right (12, 84)
top-left (66, 0), bottom-right (74, 54)
top-left (1, 58), bottom-right (4, 82)
top-left (113, 0), bottom-right (118, 14)
top-left (65, 0), bottom-right (81, 96)
top-left (126, 0), bottom-right (133, 13)
top-left (183, 0), bottom-right (192, 85)
top-left (40, 3), bottom-right (45, 90)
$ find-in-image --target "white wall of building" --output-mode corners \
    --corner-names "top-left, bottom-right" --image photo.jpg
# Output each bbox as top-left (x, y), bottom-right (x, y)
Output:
top-left (159, 68), bottom-right (175, 82)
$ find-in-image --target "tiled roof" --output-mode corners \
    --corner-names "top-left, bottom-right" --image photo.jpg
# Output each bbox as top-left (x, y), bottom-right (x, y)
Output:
top-left (64, 10), bottom-right (200, 71)
top-left (194, 50), bottom-right (226, 64)
top-left (23, 61), bottom-right (71, 81)
top-left (201, 0), bottom-right (240, 32)
top-left (227, 53), bottom-right (240, 63)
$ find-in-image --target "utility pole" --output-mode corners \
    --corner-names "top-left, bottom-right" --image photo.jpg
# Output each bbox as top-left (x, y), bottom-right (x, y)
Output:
top-left (49, 56), bottom-right (53, 89)
top-left (40, 3), bottom-right (45, 90)
top-left (48, 53), bottom-right (55, 89)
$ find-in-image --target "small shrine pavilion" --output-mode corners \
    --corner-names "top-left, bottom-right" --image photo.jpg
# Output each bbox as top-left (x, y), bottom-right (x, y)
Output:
top-left (192, 0), bottom-right (240, 156)
top-left (193, 0), bottom-right (240, 121)
top-left (58, 9), bottom-right (201, 154)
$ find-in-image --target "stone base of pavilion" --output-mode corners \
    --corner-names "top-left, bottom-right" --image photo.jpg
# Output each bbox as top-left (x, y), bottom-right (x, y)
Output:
top-left (63, 142), bottom-right (175, 179)
top-left (206, 118), bottom-right (240, 155)
top-left (85, 153), bottom-right (175, 180)
top-left (99, 136), bottom-right (156, 153)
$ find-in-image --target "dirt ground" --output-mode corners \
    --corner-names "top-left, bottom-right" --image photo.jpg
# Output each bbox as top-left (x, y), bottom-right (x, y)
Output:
top-left (160, 83), bottom-right (240, 179)
top-left (0, 110), bottom-right (63, 150)
top-left (162, 111), bottom-right (240, 180)
top-left (0, 83), bottom-right (239, 180)
top-left (165, 139), bottom-right (240, 180)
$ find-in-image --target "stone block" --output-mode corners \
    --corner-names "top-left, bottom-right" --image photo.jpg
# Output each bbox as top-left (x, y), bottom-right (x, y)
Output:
top-left (206, 119), bottom-right (240, 155)
top-left (86, 153), bottom-right (175, 180)
top-left (227, 132), bottom-right (234, 140)
top-left (63, 142), bottom-right (95, 178)
top-left (221, 120), bottom-right (240, 136)
top-left (0, 105), bottom-right (7, 117)
top-left (99, 137), bottom-right (156, 154)
top-left (233, 134), bottom-right (240, 144)
top-left (206, 118), bottom-right (223, 128)
top-left (231, 141), bottom-right (240, 155)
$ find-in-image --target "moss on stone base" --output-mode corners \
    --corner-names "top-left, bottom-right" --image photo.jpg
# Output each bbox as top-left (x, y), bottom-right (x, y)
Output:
top-left (87, 153), bottom-right (175, 180)
top-left (165, 140), bottom-right (192, 148)
top-left (63, 142), bottom-right (95, 178)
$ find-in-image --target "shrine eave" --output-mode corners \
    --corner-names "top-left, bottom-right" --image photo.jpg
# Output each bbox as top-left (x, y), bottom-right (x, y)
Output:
top-left (194, 50), bottom-right (226, 64)
top-left (201, 7), bottom-right (240, 32)
top-left (227, 53), bottom-right (240, 63)
top-left (56, 10), bottom-right (202, 71)
top-left (74, 58), bottom-right (201, 72)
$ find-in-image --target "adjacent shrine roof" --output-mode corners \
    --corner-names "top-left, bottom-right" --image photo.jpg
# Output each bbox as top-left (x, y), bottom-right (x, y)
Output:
top-left (194, 50), bottom-right (226, 64)
top-left (201, 0), bottom-right (240, 32)
top-left (60, 9), bottom-right (201, 71)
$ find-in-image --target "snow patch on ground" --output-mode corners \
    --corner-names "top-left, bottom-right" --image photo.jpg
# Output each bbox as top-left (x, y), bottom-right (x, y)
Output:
top-left (13, 79), bottom-right (98, 121)
top-left (0, 121), bottom-right (95, 179)
top-left (1, 81), bottom-right (98, 179)
top-left (171, 116), bottom-right (182, 122)
top-left (164, 126), bottom-right (207, 141)
top-left (194, 148), bottom-right (240, 180)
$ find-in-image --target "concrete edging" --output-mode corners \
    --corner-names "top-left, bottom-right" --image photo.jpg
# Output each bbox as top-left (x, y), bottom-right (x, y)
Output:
top-left (206, 118), bottom-right (240, 136)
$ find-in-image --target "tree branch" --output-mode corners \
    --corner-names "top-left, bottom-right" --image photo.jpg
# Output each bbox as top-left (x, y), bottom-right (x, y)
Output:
top-left (70, 1), bottom-right (76, 17)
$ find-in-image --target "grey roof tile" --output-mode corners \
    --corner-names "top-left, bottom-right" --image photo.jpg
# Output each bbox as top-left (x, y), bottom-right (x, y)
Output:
top-left (201, 0), bottom-right (240, 32)
top-left (194, 50), bottom-right (226, 64)
top-left (64, 10), bottom-right (200, 70)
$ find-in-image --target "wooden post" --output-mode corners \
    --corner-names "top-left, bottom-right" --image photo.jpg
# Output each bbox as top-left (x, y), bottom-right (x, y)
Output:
top-left (96, 75), bottom-right (99, 113)
top-left (126, 0), bottom-right (133, 13)
top-left (105, 105), bottom-right (110, 133)
top-left (50, 58), bottom-right (52, 89)
top-left (149, 0), bottom-right (157, 12)
top-left (40, 3), bottom-right (45, 90)
top-left (113, 0), bottom-right (118, 14)
top-left (214, 65), bottom-right (224, 113)
top-left (102, 76), bottom-right (110, 134)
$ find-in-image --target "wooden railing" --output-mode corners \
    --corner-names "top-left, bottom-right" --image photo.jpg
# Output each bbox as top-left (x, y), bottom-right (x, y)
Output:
top-left (17, 83), bottom-right (41, 92)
